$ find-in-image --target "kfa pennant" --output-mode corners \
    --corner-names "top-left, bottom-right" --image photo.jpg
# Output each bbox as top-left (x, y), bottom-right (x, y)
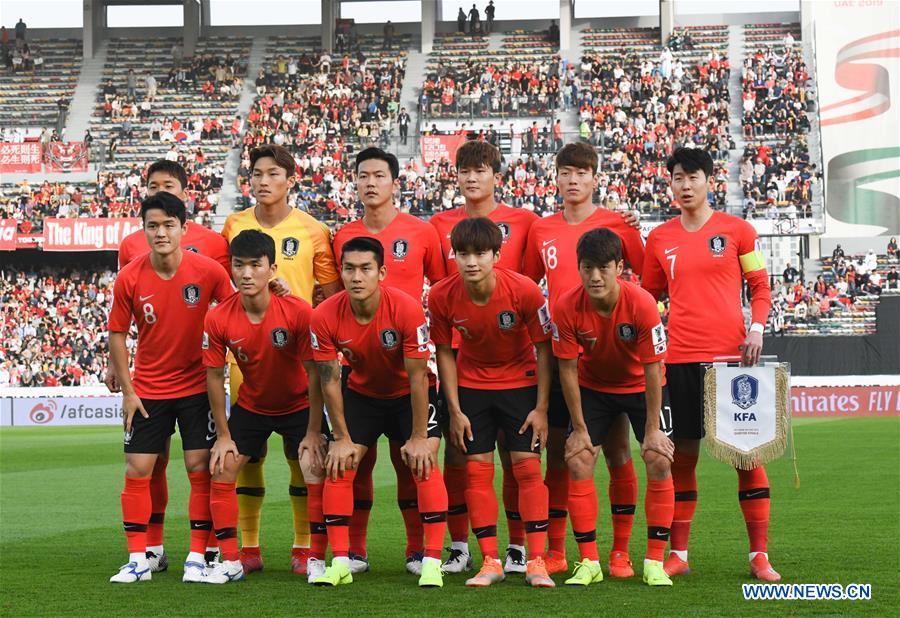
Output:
top-left (702, 364), bottom-right (791, 470)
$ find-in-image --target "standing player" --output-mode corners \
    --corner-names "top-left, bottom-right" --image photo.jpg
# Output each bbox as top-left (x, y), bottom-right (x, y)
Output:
top-left (202, 230), bottom-right (323, 584)
top-left (553, 229), bottom-right (675, 587)
top-left (430, 218), bottom-right (555, 588)
top-left (642, 148), bottom-right (779, 581)
top-left (522, 142), bottom-right (646, 577)
top-left (220, 144), bottom-right (341, 575)
top-left (332, 147), bottom-right (446, 575)
top-left (110, 159), bottom-right (229, 572)
top-left (107, 193), bottom-right (233, 583)
top-left (309, 237), bottom-right (448, 588)
top-left (429, 141), bottom-right (539, 574)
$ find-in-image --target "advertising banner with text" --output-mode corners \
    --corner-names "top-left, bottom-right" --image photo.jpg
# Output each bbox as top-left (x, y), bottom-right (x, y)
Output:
top-left (0, 219), bottom-right (17, 250)
top-left (41, 218), bottom-right (142, 251)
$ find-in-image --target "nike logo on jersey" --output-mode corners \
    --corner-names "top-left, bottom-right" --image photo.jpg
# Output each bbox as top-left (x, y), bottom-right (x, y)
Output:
top-left (229, 338), bottom-right (244, 345)
top-left (139, 294), bottom-right (154, 301)
top-left (338, 338), bottom-right (353, 345)
top-left (576, 329), bottom-right (593, 336)
top-left (542, 238), bottom-right (557, 247)
top-left (452, 318), bottom-right (468, 324)
top-left (664, 247), bottom-right (678, 254)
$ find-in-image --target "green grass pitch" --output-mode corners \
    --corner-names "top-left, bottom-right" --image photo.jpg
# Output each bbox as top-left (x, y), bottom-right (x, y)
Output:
top-left (1, 417), bottom-right (898, 616)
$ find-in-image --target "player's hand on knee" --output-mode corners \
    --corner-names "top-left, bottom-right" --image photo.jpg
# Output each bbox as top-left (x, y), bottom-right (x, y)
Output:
top-left (325, 438), bottom-right (356, 481)
top-left (564, 427), bottom-right (595, 462)
top-left (299, 432), bottom-right (327, 477)
top-left (209, 437), bottom-right (239, 476)
top-left (122, 393), bottom-right (148, 433)
top-left (640, 429), bottom-right (674, 463)
top-left (519, 408), bottom-right (548, 451)
top-left (401, 436), bottom-right (434, 480)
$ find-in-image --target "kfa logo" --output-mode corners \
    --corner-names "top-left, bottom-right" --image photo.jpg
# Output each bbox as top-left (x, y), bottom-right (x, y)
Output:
top-left (29, 401), bottom-right (56, 424)
top-left (497, 310), bottom-right (516, 330)
top-left (282, 237), bottom-right (300, 257)
top-left (182, 284), bottom-right (201, 306)
top-left (497, 222), bottom-right (511, 241)
top-left (708, 235), bottom-right (727, 256)
top-left (617, 323), bottom-right (636, 342)
top-left (731, 374), bottom-right (758, 411)
top-left (380, 328), bottom-right (399, 349)
top-left (185, 245), bottom-right (199, 253)
top-left (392, 238), bottom-right (409, 259)
top-left (271, 327), bottom-right (289, 349)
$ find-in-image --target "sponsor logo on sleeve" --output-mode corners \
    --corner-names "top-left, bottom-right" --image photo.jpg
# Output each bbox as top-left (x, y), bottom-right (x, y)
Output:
top-left (652, 323), bottom-right (667, 354)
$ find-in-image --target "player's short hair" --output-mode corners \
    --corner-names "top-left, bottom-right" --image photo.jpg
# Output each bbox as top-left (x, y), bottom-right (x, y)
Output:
top-left (250, 143), bottom-right (296, 177)
top-left (666, 147), bottom-right (714, 178)
top-left (140, 191), bottom-right (186, 224)
top-left (450, 217), bottom-right (502, 254)
top-left (342, 236), bottom-right (384, 268)
top-left (556, 142), bottom-right (598, 174)
top-left (456, 140), bottom-right (501, 173)
top-left (577, 228), bottom-right (623, 268)
top-left (230, 229), bottom-right (276, 266)
top-left (146, 159), bottom-right (188, 189)
top-left (355, 146), bottom-right (399, 180)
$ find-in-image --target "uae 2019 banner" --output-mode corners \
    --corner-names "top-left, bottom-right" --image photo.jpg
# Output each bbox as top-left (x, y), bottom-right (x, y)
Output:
top-left (810, 1), bottom-right (900, 236)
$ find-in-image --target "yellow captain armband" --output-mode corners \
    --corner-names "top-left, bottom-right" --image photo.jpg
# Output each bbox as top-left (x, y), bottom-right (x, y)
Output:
top-left (739, 250), bottom-right (766, 273)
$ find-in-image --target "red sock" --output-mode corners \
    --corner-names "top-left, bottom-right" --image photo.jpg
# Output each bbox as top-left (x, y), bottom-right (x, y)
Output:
top-left (147, 455), bottom-right (168, 547)
top-left (513, 458), bottom-right (549, 560)
top-left (323, 469), bottom-right (356, 558)
top-left (415, 466), bottom-right (448, 560)
top-left (737, 466), bottom-right (770, 554)
top-left (307, 482), bottom-right (327, 560)
top-left (121, 476), bottom-right (151, 553)
top-left (609, 459), bottom-right (637, 554)
top-left (444, 464), bottom-right (469, 543)
top-left (670, 452), bottom-right (699, 553)
top-left (349, 447), bottom-right (376, 556)
top-left (187, 470), bottom-right (213, 554)
top-left (465, 460), bottom-right (499, 559)
top-left (567, 476), bottom-right (599, 561)
top-left (391, 443), bottom-right (424, 557)
top-left (545, 466), bottom-right (569, 555)
top-left (502, 467), bottom-right (525, 546)
top-left (210, 481), bottom-right (239, 561)
top-left (645, 477), bottom-right (674, 562)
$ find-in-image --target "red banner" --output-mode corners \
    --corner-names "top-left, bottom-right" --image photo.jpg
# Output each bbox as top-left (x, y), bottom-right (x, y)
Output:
top-left (0, 219), bottom-right (17, 250)
top-left (420, 134), bottom-right (466, 166)
top-left (46, 142), bottom-right (89, 172)
top-left (42, 218), bottom-right (142, 251)
top-left (0, 142), bottom-right (42, 173)
top-left (790, 385), bottom-right (900, 417)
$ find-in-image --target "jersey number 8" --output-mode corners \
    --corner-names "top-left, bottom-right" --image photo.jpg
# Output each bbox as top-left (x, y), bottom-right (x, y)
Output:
top-left (142, 302), bottom-right (158, 324)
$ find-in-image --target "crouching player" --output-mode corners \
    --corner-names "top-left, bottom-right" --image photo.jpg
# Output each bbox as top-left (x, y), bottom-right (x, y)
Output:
top-left (202, 229), bottom-right (323, 584)
top-left (309, 236), bottom-right (448, 588)
top-left (430, 218), bottom-right (555, 588)
top-left (554, 229), bottom-right (675, 587)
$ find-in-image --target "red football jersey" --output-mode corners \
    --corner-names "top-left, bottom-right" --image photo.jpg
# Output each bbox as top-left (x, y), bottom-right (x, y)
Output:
top-left (642, 211), bottom-right (771, 363)
top-left (333, 211), bottom-right (446, 301)
top-left (203, 293), bottom-right (314, 415)
top-left (429, 268), bottom-right (553, 390)
top-left (108, 251), bottom-right (233, 399)
top-left (118, 221), bottom-right (231, 273)
top-left (522, 208), bottom-right (645, 310)
top-left (310, 286), bottom-right (431, 399)
top-left (553, 280), bottom-right (666, 394)
top-left (429, 203), bottom-right (538, 274)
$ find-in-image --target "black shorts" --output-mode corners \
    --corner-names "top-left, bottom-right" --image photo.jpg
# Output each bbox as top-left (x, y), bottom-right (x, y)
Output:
top-left (228, 404), bottom-right (318, 460)
top-left (575, 386), bottom-right (673, 446)
top-left (548, 375), bottom-right (571, 429)
top-left (343, 387), bottom-right (442, 447)
top-left (124, 392), bottom-right (214, 454)
top-left (666, 363), bottom-right (705, 439)
top-left (458, 385), bottom-right (540, 455)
